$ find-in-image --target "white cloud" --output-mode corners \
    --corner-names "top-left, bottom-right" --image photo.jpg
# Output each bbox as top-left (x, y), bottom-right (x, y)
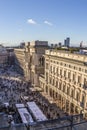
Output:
top-left (44, 20), bottom-right (53, 26)
top-left (27, 19), bottom-right (37, 24)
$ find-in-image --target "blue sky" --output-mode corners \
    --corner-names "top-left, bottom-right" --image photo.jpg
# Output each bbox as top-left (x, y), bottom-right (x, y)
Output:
top-left (0, 0), bottom-right (87, 46)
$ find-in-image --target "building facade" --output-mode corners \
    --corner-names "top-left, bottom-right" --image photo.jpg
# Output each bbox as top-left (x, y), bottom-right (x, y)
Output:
top-left (14, 41), bottom-right (48, 84)
top-left (14, 42), bottom-right (30, 79)
top-left (39, 50), bottom-right (87, 118)
top-left (0, 45), bottom-right (8, 67)
top-left (29, 40), bottom-right (48, 86)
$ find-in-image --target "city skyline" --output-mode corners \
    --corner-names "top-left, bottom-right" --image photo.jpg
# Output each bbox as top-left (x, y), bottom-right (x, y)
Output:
top-left (0, 0), bottom-right (87, 46)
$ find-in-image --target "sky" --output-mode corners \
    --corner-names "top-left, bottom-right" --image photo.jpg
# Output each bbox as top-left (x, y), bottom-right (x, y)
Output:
top-left (0, 0), bottom-right (87, 46)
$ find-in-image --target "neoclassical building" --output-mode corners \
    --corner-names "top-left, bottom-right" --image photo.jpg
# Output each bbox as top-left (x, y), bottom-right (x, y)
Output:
top-left (14, 41), bottom-right (48, 85)
top-left (39, 50), bottom-right (87, 117)
top-left (29, 40), bottom-right (48, 86)
top-left (14, 48), bottom-right (28, 76)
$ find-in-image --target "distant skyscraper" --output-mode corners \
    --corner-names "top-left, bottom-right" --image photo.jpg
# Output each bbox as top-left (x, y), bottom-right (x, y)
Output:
top-left (58, 42), bottom-right (62, 47)
top-left (80, 41), bottom-right (83, 48)
top-left (64, 39), bottom-right (67, 46)
top-left (64, 37), bottom-right (70, 47)
top-left (66, 37), bottom-right (70, 47)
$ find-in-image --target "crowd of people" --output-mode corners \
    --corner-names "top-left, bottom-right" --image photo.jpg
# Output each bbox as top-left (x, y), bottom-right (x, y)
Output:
top-left (0, 66), bottom-right (29, 108)
top-left (0, 65), bottom-right (65, 120)
top-left (26, 90), bottom-right (65, 120)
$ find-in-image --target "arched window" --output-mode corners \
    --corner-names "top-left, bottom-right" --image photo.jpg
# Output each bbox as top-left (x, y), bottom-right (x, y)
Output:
top-left (56, 92), bottom-right (58, 99)
top-left (56, 81), bottom-right (58, 87)
top-left (50, 66), bottom-right (52, 72)
top-left (53, 78), bottom-right (54, 85)
top-left (39, 56), bottom-right (44, 66)
top-left (56, 68), bottom-right (59, 76)
top-left (60, 69), bottom-right (62, 75)
top-left (59, 82), bottom-right (62, 90)
top-left (50, 89), bottom-right (52, 97)
top-left (49, 77), bottom-right (51, 84)
top-left (63, 84), bottom-right (65, 92)
top-left (39, 57), bottom-right (41, 65)
top-left (53, 90), bottom-right (55, 98)
top-left (82, 94), bottom-right (85, 105)
top-left (67, 87), bottom-right (70, 95)
top-left (76, 92), bottom-right (79, 102)
top-left (46, 86), bottom-right (48, 93)
top-left (42, 57), bottom-right (44, 66)
top-left (71, 89), bottom-right (74, 98)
